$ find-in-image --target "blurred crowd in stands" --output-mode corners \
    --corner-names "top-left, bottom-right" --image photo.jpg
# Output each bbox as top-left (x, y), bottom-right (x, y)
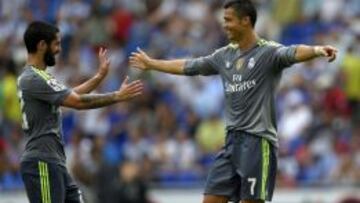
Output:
top-left (0, 0), bottom-right (360, 202)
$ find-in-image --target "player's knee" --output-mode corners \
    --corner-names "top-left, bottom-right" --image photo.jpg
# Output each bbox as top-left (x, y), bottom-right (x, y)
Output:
top-left (241, 200), bottom-right (264, 203)
top-left (203, 195), bottom-right (228, 203)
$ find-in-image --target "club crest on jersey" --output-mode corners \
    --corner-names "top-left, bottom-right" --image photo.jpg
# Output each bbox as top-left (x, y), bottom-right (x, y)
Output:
top-left (236, 58), bottom-right (244, 71)
top-left (248, 58), bottom-right (255, 69)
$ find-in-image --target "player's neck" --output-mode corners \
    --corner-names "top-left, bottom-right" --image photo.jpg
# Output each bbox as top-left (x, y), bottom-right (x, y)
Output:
top-left (236, 31), bottom-right (258, 51)
top-left (27, 54), bottom-right (46, 70)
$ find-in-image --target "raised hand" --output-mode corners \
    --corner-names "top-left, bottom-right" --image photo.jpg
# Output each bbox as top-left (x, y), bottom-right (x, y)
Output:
top-left (129, 47), bottom-right (152, 70)
top-left (117, 76), bottom-right (143, 101)
top-left (314, 45), bottom-right (338, 62)
top-left (97, 47), bottom-right (110, 78)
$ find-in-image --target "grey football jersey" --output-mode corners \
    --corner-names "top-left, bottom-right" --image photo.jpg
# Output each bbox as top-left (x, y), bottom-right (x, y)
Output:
top-left (17, 66), bottom-right (71, 165)
top-left (184, 39), bottom-right (297, 147)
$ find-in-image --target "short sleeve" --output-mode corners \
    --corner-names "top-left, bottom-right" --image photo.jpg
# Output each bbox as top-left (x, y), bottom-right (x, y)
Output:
top-left (184, 49), bottom-right (222, 76)
top-left (20, 74), bottom-right (71, 106)
top-left (272, 45), bottom-right (298, 71)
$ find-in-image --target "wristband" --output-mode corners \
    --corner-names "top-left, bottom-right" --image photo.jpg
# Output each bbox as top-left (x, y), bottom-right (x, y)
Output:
top-left (314, 46), bottom-right (325, 57)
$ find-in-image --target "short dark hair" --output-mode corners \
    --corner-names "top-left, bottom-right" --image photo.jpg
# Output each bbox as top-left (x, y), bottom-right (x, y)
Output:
top-left (24, 21), bottom-right (59, 53)
top-left (223, 0), bottom-right (257, 28)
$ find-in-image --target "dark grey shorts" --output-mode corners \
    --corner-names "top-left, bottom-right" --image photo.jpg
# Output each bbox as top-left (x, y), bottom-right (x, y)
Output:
top-left (20, 159), bottom-right (82, 203)
top-left (204, 130), bottom-right (277, 202)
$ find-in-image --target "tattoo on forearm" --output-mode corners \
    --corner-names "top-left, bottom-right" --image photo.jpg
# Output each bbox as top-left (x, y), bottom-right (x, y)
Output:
top-left (79, 93), bottom-right (118, 108)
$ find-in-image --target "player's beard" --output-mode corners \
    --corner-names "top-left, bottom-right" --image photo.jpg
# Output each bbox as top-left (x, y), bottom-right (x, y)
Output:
top-left (44, 46), bottom-right (56, 67)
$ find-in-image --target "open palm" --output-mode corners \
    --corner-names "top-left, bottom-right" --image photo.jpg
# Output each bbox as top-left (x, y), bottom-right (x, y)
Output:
top-left (117, 76), bottom-right (143, 101)
top-left (98, 47), bottom-right (110, 77)
top-left (129, 48), bottom-right (152, 70)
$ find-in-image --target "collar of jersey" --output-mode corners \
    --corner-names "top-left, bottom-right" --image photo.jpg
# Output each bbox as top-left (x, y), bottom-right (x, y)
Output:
top-left (30, 65), bottom-right (52, 81)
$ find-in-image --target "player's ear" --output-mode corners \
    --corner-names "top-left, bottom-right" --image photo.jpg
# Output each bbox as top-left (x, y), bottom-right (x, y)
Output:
top-left (37, 40), bottom-right (47, 52)
top-left (241, 16), bottom-right (251, 27)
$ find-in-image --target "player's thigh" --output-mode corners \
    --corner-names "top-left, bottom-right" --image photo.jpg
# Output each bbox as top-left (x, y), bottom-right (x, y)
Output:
top-left (21, 160), bottom-right (66, 203)
top-left (203, 194), bottom-right (229, 203)
top-left (234, 135), bottom-right (277, 201)
top-left (21, 161), bottom-right (42, 203)
top-left (204, 146), bottom-right (240, 199)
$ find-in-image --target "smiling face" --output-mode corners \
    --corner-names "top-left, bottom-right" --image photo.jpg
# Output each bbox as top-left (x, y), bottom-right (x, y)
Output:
top-left (223, 7), bottom-right (252, 42)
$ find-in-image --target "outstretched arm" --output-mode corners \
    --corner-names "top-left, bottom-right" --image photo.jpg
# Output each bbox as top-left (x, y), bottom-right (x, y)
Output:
top-left (73, 48), bottom-right (110, 94)
top-left (295, 45), bottom-right (338, 62)
top-left (129, 48), bottom-right (186, 75)
top-left (62, 76), bottom-right (143, 110)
